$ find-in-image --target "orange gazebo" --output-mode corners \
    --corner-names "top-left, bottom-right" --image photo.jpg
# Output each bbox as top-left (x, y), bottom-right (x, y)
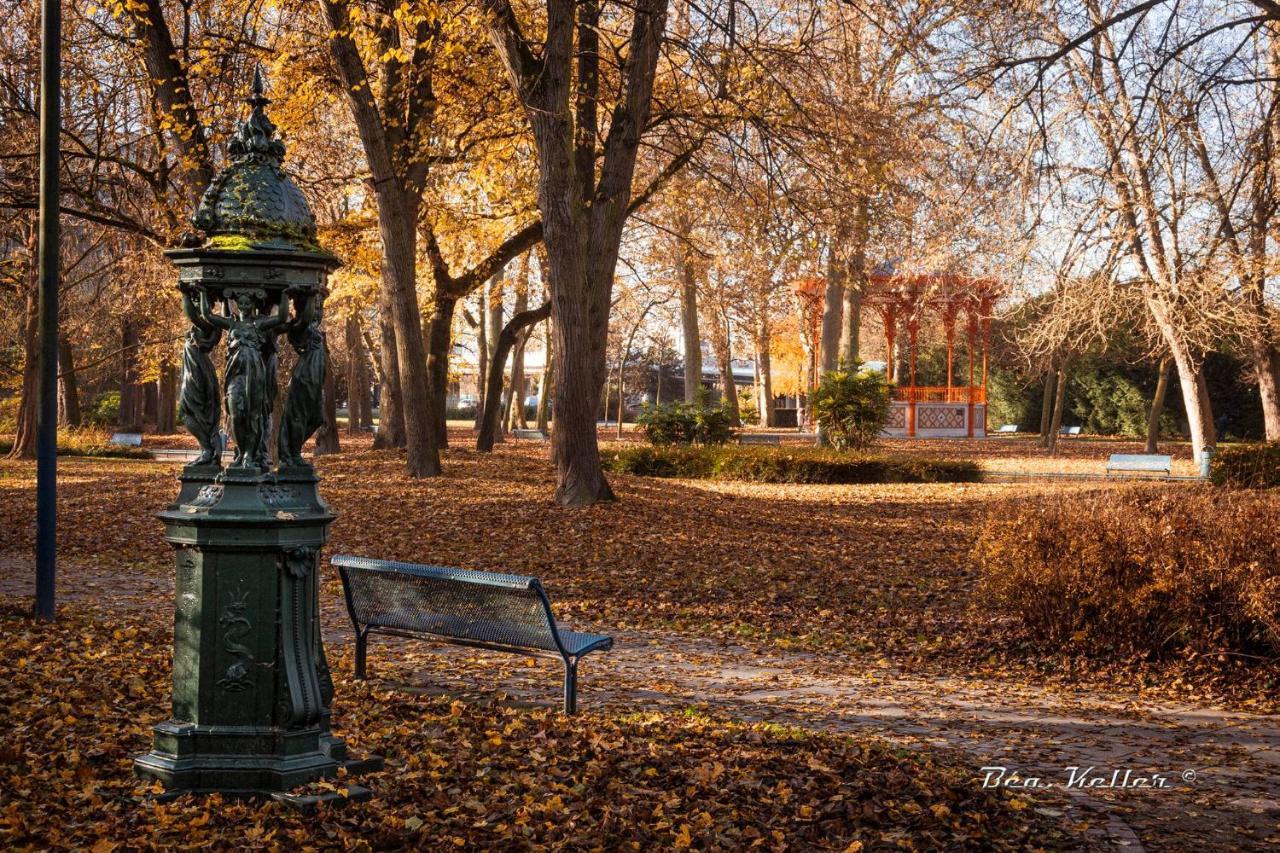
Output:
top-left (864, 270), bottom-right (1000, 438)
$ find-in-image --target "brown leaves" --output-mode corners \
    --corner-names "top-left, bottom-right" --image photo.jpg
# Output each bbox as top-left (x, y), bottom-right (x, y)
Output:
top-left (0, 601), bottom-right (1061, 850)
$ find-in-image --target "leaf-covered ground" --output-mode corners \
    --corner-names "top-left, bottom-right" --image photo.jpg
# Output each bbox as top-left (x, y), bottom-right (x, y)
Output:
top-left (0, 601), bottom-right (1060, 850)
top-left (1, 436), bottom-right (1278, 848)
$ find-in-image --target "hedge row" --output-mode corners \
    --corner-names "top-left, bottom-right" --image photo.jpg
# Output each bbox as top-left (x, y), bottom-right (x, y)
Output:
top-left (602, 445), bottom-right (982, 484)
top-left (974, 487), bottom-right (1280, 659)
top-left (1211, 442), bottom-right (1280, 489)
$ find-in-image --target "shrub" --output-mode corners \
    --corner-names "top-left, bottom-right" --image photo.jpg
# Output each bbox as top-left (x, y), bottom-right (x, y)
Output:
top-left (973, 487), bottom-right (1280, 659)
top-left (603, 445), bottom-right (981, 484)
top-left (84, 391), bottom-right (121, 427)
top-left (636, 399), bottom-right (736, 446)
top-left (1211, 443), bottom-right (1280, 489)
top-left (0, 428), bottom-right (151, 459)
top-left (811, 363), bottom-right (891, 450)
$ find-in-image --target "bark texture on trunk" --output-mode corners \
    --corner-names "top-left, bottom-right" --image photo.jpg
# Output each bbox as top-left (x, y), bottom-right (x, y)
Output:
top-left (157, 359), bottom-right (177, 433)
top-left (708, 304), bottom-right (740, 424)
top-left (424, 296), bottom-right (457, 447)
top-left (8, 275), bottom-right (39, 459)
top-left (345, 313), bottom-right (372, 434)
top-left (375, 198), bottom-right (439, 475)
top-left (477, 302), bottom-right (551, 451)
top-left (484, 0), bottom-right (668, 504)
top-left (821, 245), bottom-right (844, 374)
top-left (1038, 369), bottom-right (1056, 447)
top-left (535, 318), bottom-right (554, 433)
top-left (57, 335), bottom-right (81, 428)
top-left (507, 260), bottom-right (530, 430)
top-left (1046, 364), bottom-right (1068, 455)
top-left (1251, 342), bottom-right (1280, 441)
top-left (1145, 357), bottom-right (1170, 454)
top-left (754, 315), bottom-right (774, 427)
top-left (838, 200), bottom-right (870, 365)
top-left (315, 338), bottom-right (341, 456)
top-left (372, 280), bottom-right (405, 449)
top-left (119, 321), bottom-right (144, 432)
top-left (677, 218), bottom-right (702, 403)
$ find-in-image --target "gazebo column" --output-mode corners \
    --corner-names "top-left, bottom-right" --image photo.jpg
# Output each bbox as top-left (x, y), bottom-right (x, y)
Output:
top-left (881, 305), bottom-right (896, 384)
top-left (980, 306), bottom-right (991, 436)
top-left (966, 311), bottom-right (977, 438)
top-left (907, 315), bottom-right (919, 437)
top-left (944, 308), bottom-right (956, 397)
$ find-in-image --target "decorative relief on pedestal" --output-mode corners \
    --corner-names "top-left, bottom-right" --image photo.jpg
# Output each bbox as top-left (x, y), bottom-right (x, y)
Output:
top-left (217, 584), bottom-right (256, 692)
top-left (279, 546), bottom-right (322, 727)
top-left (191, 484), bottom-right (225, 508)
top-left (259, 483), bottom-right (301, 508)
top-left (283, 546), bottom-right (317, 578)
top-left (176, 550), bottom-right (201, 620)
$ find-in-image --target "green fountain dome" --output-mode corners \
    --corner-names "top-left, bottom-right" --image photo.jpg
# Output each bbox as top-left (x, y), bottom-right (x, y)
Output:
top-left (192, 70), bottom-right (317, 250)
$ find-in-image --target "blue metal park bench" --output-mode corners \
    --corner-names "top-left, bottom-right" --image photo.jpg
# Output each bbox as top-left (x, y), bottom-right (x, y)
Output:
top-left (333, 555), bottom-right (613, 714)
top-left (1106, 454), bottom-right (1172, 477)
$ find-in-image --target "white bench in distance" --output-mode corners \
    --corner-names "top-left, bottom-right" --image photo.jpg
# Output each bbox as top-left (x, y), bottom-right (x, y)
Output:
top-left (512, 428), bottom-right (549, 441)
top-left (1107, 454), bottom-right (1172, 477)
top-left (998, 424), bottom-right (1019, 434)
top-left (109, 432), bottom-right (143, 447)
top-left (738, 434), bottom-right (781, 446)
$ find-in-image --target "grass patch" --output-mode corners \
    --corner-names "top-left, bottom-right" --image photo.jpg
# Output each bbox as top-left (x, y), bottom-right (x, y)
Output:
top-left (602, 444), bottom-right (982, 484)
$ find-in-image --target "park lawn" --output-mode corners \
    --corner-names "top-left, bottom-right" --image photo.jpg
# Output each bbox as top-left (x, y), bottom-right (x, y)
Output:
top-left (1, 442), bottom-right (1277, 707)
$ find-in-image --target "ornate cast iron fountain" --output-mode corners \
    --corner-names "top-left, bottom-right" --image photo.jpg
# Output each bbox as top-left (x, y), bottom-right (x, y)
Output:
top-left (134, 71), bottom-right (378, 804)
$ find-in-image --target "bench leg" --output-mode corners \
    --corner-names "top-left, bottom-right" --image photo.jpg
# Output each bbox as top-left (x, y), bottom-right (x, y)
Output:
top-left (355, 629), bottom-right (368, 680)
top-left (562, 659), bottom-right (578, 715)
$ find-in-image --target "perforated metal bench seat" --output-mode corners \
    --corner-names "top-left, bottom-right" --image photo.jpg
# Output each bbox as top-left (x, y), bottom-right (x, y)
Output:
top-left (333, 555), bottom-right (613, 714)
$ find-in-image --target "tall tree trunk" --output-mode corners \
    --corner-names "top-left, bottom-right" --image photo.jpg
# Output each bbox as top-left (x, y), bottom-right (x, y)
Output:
top-left (755, 326), bottom-right (774, 428)
top-left (473, 285), bottom-right (489, 431)
top-left (344, 313), bottom-right (369, 435)
top-left (8, 271), bottom-right (39, 459)
top-left (677, 216), bottom-right (702, 403)
top-left (535, 318), bottom-right (553, 433)
top-left (1038, 368), bottom-right (1056, 447)
top-left (315, 339), bottom-right (341, 456)
top-left (485, 268), bottom-right (505, 432)
top-left (374, 197), bottom-right (438, 475)
top-left (1046, 364), bottom-right (1069, 455)
top-left (57, 334), bottom-right (81, 428)
top-left (1145, 357), bottom-right (1170, 454)
top-left (118, 321), bottom-right (143, 433)
top-left (157, 359), bottom-right (177, 433)
top-left (424, 296), bottom-right (457, 448)
top-left (479, 303), bottom-right (552, 450)
top-left (507, 258), bottom-right (530, 430)
top-left (1251, 342), bottom-right (1280, 441)
top-left (372, 281), bottom-right (405, 449)
top-left (839, 200), bottom-right (870, 364)
top-left (820, 243), bottom-right (843, 373)
top-left (143, 379), bottom-right (159, 429)
top-left (711, 309), bottom-right (740, 425)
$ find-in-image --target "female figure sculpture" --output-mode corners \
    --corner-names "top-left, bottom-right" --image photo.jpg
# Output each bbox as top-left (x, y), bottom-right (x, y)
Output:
top-left (178, 288), bottom-right (223, 465)
top-left (278, 291), bottom-right (327, 468)
top-left (202, 290), bottom-right (287, 469)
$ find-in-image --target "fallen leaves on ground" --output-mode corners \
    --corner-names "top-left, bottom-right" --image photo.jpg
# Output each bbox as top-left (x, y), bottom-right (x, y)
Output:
top-left (0, 601), bottom-right (1062, 850)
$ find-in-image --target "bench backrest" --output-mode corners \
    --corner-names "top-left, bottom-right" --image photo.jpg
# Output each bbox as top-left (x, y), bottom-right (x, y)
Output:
top-left (1059, 426), bottom-right (1081, 435)
top-left (998, 424), bottom-right (1019, 433)
top-left (1107, 454), bottom-right (1172, 472)
top-left (332, 555), bottom-right (564, 654)
top-left (109, 432), bottom-right (143, 446)
top-left (512, 429), bottom-right (547, 440)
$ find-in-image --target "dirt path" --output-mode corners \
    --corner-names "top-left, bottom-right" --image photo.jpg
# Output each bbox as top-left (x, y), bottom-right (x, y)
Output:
top-left (6, 558), bottom-right (1278, 850)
